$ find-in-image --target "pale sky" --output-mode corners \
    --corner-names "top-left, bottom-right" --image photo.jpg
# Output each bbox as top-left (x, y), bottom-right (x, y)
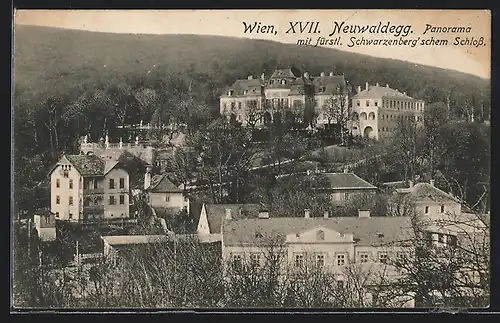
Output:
top-left (14, 10), bottom-right (491, 79)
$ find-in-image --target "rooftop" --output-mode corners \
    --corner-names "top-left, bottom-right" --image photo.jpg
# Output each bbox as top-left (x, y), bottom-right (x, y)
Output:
top-left (316, 172), bottom-right (377, 190)
top-left (204, 203), bottom-right (263, 234)
top-left (352, 85), bottom-right (418, 100)
top-left (396, 182), bottom-right (461, 203)
top-left (101, 233), bottom-right (221, 246)
top-left (223, 216), bottom-right (413, 247)
top-left (64, 155), bottom-right (105, 177)
top-left (147, 174), bottom-right (183, 193)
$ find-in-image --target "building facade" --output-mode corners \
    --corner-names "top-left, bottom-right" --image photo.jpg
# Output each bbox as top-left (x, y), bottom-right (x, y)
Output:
top-left (351, 82), bottom-right (425, 140)
top-left (145, 172), bottom-right (190, 215)
top-left (220, 69), bottom-right (348, 128)
top-left (49, 154), bottom-right (131, 222)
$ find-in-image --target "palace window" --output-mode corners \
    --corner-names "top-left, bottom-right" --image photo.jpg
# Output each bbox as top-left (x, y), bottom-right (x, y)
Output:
top-left (441, 205), bottom-right (445, 213)
top-left (109, 196), bottom-right (116, 205)
top-left (374, 101), bottom-right (378, 107)
top-left (366, 100), bottom-right (370, 107)
top-left (336, 279), bottom-right (345, 289)
top-left (378, 252), bottom-right (388, 264)
top-left (316, 230), bottom-right (325, 241)
top-left (119, 178), bottom-right (125, 189)
top-left (232, 254), bottom-right (242, 270)
top-left (109, 179), bottom-right (115, 189)
top-left (165, 196), bottom-right (170, 203)
top-left (316, 254), bottom-right (325, 267)
top-left (356, 100), bottom-right (360, 107)
top-left (94, 181), bottom-right (99, 189)
top-left (119, 195), bottom-right (125, 205)
top-left (251, 253), bottom-right (261, 268)
top-left (56, 179), bottom-right (60, 188)
top-left (69, 179), bottom-right (73, 189)
top-left (55, 212), bottom-right (59, 218)
top-left (68, 213), bottom-right (73, 219)
top-left (238, 102), bottom-right (242, 109)
top-left (359, 252), bottom-right (369, 263)
top-left (68, 196), bottom-right (73, 206)
top-left (56, 195), bottom-right (60, 205)
top-left (336, 253), bottom-right (346, 266)
top-left (295, 253), bottom-right (304, 267)
top-left (425, 206), bottom-right (429, 214)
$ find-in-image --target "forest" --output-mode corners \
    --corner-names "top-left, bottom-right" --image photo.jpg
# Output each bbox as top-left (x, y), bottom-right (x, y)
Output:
top-left (13, 25), bottom-right (490, 216)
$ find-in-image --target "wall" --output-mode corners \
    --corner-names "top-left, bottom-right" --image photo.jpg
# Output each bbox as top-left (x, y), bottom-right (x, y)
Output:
top-left (149, 191), bottom-right (186, 211)
top-left (50, 158), bottom-right (81, 222)
top-left (327, 189), bottom-right (377, 203)
top-left (415, 200), bottom-right (462, 220)
top-left (103, 168), bottom-right (130, 219)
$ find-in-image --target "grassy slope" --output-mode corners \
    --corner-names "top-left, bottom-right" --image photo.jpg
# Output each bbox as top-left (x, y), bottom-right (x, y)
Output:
top-left (14, 25), bottom-right (489, 105)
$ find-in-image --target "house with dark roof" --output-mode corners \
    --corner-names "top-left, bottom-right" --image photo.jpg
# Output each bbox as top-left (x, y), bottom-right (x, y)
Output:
top-left (310, 171), bottom-right (378, 203)
top-left (222, 207), bottom-right (413, 284)
top-left (49, 154), bottom-right (131, 223)
top-left (219, 68), bottom-right (348, 128)
top-left (145, 173), bottom-right (189, 216)
top-left (351, 82), bottom-right (425, 140)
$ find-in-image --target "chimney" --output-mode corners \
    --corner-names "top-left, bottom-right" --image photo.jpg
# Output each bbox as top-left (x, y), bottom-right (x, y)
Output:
top-left (358, 209), bottom-right (371, 218)
top-left (320, 72), bottom-right (325, 77)
top-left (365, 82), bottom-right (369, 90)
top-left (144, 169), bottom-right (151, 190)
top-left (409, 180), bottom-right (414, 188)
top-left (258, 209), bottom-right (270, 219)
top-left (303, 71), bottom-right (309, 79)
top-left (304, 209), bottom-right (310, 218)
top-left (323, 211), bottom-right (329, 219)
top-left (225, 208), bottom-right (232, 220)
top-left (329, 72), bottom-right (334, 76)
top-left (386, 84), bottom-right (389, 88)
top-left (430, 179), bottom-right (435, 187)
top-left (248, 75), bottom-right (253, 80)
top-left (357, 85), bottom-right (361, 93)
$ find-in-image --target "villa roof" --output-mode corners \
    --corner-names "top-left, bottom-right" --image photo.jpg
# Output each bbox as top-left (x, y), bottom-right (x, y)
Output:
top-left (222, 78), bottom-right (263, 97)
top-left (396, 182), bottom-right (461, 203)
top-left (204, 203), bottom-right (262, 234)
top-left (352, 85), bottom-right (417, 100)
top-left (223, 216), bottom-right (413, 247)
top-left (312, 75), bottom-right (347, 95)
top-left (147, 174), bottom-right (183, 193)
top-left (64, 155), bottom-right (105, 177)
top-left (316, 173), bottom-right (378, 190)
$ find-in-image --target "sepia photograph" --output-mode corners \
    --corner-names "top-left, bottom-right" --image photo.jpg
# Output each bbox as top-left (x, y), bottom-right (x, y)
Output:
top-left (11, 9), bottom-right (490, 310)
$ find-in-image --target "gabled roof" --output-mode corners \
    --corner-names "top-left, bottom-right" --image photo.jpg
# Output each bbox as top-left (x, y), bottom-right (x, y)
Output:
top-left (147, 174), bottom-right (182, 193)
top-left (64, 155), bottom-right (105, 177)
top-left (312, 75), bottom-right (347, 95)
top-left (223, 216), bottom-right (413, 247)
top-left (270, 69), bottom-right (299, 79)
top-left (397, 183), bottom-right (461, 203)
top-left (222, 78), bottom-right (263, 97)
top-left (315, 173), bottom-right (377, 190)
top-left (352, 85), bottom-right (415, 100)
top-left (204, 203), bottom-right (262, 234)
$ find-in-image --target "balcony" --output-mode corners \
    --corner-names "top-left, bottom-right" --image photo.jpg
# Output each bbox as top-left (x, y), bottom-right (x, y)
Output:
top-left (83, 188), bottom-right (105, 195)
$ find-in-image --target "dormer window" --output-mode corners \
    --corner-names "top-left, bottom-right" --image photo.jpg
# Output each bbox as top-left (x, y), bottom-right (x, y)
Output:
top-left (243, 90), bottom-right (248, 95)
top-left (281, 79), bottom-right (286, 85)
top-left (320, 86), bottom-right (326, 92)
top-left (228, 90), bottom-right (234, 96)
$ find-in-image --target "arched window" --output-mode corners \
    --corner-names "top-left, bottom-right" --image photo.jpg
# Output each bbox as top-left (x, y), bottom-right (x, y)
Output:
top-left (352, 112), bottom-right (359, 121)
top-left (360, 112), bottom-right (367, 120)
top-left (368, 112), bottom-right (376, 120)
top-left (356, 100), bottom-right (360, 107)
